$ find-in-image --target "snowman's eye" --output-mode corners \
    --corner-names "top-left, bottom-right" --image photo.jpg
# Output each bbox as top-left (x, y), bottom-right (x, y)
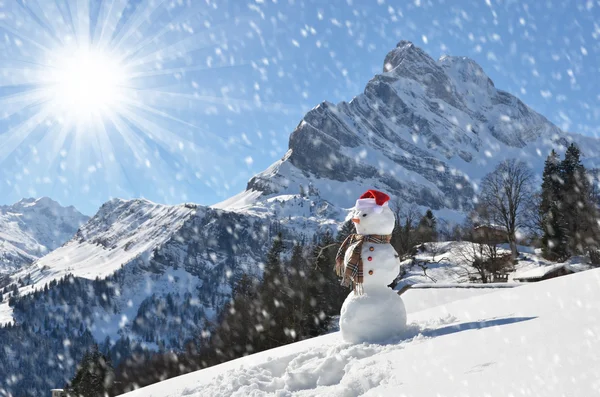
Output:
top-left (362, 213), bottom-right (367, 217)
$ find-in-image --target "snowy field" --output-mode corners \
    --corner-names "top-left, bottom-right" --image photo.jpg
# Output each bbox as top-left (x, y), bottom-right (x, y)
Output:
top-left (120, 267), bottom-right (600, 397)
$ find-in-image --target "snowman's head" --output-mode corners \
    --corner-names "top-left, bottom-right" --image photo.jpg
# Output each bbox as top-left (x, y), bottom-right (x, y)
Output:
top-left (350, 190), bottom-right (396, 236)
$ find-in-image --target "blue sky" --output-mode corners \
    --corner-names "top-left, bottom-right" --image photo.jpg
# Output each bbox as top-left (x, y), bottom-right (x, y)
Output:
top-left (0, 0), bottom-right (598, 214)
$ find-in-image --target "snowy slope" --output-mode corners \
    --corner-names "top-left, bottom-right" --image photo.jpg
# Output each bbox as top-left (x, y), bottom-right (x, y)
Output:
top-left (120, 267), bottom-right (600, 397)
top-left (0, 197), bottom-right (88, 272)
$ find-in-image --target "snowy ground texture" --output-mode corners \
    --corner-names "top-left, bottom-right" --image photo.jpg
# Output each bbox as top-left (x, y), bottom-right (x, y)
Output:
top-left (121, 267), bottom-right (600, 397)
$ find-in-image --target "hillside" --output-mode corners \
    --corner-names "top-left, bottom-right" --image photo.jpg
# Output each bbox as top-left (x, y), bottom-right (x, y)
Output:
top-left (120, 267), bottom-right (600, 397)
top-left (0, 197), bottom-right (88, 273)
top-left (0, 197), bottom-right (334, 395)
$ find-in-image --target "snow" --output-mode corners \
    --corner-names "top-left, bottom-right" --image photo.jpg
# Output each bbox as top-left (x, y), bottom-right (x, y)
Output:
top-left (212, 189), bottom-right (264, 211)
top-left (398, 241), bottom-right (592, 286)
top-left (340, 291), bottom-right (407, 345)
top-left (400, 284), bottom-right (519, 314)
top-left (512, 262), bottom-right (573, 280)
top-left (407, 282), bottom-right (519, 289)
top-left (0, 303), bottom-right (13, 326)
top-left (120, 267), bottom-right (600, 397)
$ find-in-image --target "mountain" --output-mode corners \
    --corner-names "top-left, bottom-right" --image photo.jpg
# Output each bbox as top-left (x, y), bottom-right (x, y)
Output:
top-left (0, 197), bottom-right (337, 394)
top-left (217, 40), bottom-right (600, 219)
top-left (0, 197), bottom-right (88, 273)
top-left (2, 41), bottom-right (600, 395)
top-left (119, 267), bottom-right (600, 397)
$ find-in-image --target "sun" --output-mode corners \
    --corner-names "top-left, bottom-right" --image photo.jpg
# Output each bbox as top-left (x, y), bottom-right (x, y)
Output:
top-left (0, 0), bottom-right (245, 205)
top-left (42, 47), bottom-right (131, 124)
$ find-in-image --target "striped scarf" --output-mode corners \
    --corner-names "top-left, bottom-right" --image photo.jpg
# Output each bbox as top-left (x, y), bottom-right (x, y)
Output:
top-left (335, 234), bottom-right (392, 294)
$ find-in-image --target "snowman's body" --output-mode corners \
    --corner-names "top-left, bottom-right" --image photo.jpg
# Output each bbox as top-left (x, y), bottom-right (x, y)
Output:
top-left (338, 198), bottom-right (407, 344)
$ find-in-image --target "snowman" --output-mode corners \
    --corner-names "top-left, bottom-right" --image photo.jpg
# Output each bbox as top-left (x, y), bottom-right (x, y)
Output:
top-left (335, 189), bottom-right (407, 344)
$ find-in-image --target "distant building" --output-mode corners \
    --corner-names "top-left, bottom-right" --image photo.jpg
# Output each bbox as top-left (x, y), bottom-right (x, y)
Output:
top-left (472, 224), bottom-right (507, 245)
top-left (50, 389), bottom-right (66, 397)
top-left (513, 263), bottom-right (575, 283)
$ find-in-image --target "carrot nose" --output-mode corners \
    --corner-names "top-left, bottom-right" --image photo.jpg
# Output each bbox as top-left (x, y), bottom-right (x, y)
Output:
top-left (352, 218), bottom-right (360, 224)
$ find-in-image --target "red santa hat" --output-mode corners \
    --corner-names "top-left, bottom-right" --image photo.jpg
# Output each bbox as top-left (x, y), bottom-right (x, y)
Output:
top-left (355, 189), bottom-right (390, 213)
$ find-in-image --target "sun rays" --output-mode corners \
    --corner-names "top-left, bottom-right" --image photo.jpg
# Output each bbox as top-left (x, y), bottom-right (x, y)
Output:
top-left (0, 0), bottom-right (246, 204)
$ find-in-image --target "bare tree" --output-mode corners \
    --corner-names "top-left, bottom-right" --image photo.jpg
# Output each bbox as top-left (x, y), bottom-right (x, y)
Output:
top-left (389, 200), bottom-right (422, 259)
top-left (453, 241), bottom-right (512, 283)
top-left (454, 242), bottom-right (491, 283)
top-left (523, 190), bottom-right (544, 237)
top-left (429, 241), bottom-right (442, 261)
top-left (478, 159), bottom-right (534, 260)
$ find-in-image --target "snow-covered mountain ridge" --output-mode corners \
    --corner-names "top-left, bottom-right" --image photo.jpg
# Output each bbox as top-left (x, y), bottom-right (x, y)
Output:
top-left (0, 197), bottom-right (88, 273)
top-left (2, 195), bottom-right (334, 338)
top-left (18, 198), bottom-right (197, 285)
top-left (0, 198), bottom-right (304, 394)
top-left (219, 41), bottom-right (600, 217)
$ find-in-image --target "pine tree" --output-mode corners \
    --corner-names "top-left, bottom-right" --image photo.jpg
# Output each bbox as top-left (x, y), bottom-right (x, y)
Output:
top-left (67, 344), bottom-right (114, 397)
top-left (285, 243), bottom-right (310, 338)
top-left (256, 233), bottom-right (288, 349)
top-left (338, 220), bottom-right (356, 241)
top-left (305, 232), bottom-right (335, 336)
top-left (540, 150), bottom-right (568, 260)
top-left (209, 273), bottom-right (261, 361)
top-left (303, 230), bottom-right (348, 336)
top-left (390, 206), bottom-right (422, 258)
top-left (561, 144), bottom-right (594, 254)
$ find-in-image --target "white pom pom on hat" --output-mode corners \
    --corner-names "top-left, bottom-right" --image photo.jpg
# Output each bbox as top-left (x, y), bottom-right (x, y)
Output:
top-left (355, 189), bottom-right (390, 213)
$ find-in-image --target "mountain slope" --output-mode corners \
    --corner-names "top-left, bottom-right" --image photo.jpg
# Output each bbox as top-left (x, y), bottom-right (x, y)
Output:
top-left (0, 197), bottom-right (88, 272)
top-left (119, 267), bottom-right (600, 397)
top-left (20, 198), bottom-right (197, 285)
top-left (0, 199), bottom-right (298, 395)
top-left (1, 194), bottom-right (337, 345)
top-left (217, 41), bottom-right (600, 218)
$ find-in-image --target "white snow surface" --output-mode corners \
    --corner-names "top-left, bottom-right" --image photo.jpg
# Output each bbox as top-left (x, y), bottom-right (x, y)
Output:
top-left (121, 267), bottom-right (600, 397)
top-left (0, 197), bottom-right (88, 272)
top-left (512, 262), bottom-right (573, 280)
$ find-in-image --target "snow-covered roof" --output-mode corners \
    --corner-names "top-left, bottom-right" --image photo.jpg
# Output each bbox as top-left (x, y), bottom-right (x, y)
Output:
top-left (473, 223), bottom-right (505, 232)
top-left (513, 263), bottom-right (573, 281)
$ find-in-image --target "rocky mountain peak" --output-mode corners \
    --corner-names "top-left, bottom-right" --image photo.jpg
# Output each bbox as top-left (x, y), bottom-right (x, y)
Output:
top-left (439, 55), bottom-right (494, 86)
top-left (0, 197), bottom-right (88, 272)
top-left (383, 40), bottom-right (436, 73)
top-left (228, 41), bottom-right (576, 213)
